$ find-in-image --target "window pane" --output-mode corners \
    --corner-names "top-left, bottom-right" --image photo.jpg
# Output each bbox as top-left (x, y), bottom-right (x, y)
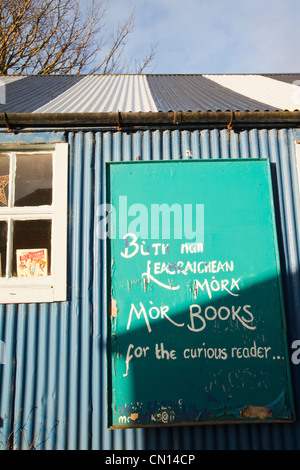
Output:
top-left (15, 153), bottom-right (52, 206)
top-left (13, 219), bottom-right (51, 276)
top-left (0, 154), bottom-right (10, 207)
top-left (0, 221), bottom-right (7, 277)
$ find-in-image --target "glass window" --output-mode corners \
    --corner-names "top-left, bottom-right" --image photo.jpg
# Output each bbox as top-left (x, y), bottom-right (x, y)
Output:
top-left (0, 152), bottom-right (53, 278)
top-left (0, 143), bottom-right (68, 304)
top-left (13, 219), bottom-right (52, 277)
top-left (0, 221), bottom-right (7, 277)
top-left (15, 153), bottom-right (52, 206)
top-left (0, 154), bottom-right (10, 207)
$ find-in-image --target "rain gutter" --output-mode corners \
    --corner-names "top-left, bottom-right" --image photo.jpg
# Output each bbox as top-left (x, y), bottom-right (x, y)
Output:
top-left (1, 110), bottom-right (300, 131)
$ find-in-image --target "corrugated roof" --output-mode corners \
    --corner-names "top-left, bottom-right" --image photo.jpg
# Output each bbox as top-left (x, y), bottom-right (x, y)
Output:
top-left (0, 73), bottom-right (299, 113)
top-left (262, 73), bottom-right (300, 84)
top-left (0, 75), bottom-right (83, 113)
top-left (146, 74), bottom-right (279, 112)
top-left (34, 75), bottom-right (157, 113)
top-left (204, 74), bottom-right (300, 111)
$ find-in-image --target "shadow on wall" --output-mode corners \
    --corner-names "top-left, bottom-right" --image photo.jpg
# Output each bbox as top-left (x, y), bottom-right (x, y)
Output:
top-left (107, 264), bottom-right (297, 429)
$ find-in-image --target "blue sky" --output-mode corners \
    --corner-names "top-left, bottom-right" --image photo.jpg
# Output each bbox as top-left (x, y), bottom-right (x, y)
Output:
top-left (103, 0), bottom-right (300, 74)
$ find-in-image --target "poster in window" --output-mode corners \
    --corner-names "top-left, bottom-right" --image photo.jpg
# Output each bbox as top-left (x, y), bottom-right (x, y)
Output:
top-left (16, 249), bottom-right (48, 277)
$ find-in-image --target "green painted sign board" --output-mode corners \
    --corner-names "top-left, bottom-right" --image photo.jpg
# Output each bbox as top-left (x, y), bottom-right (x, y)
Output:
top-left (106, 159), bottom-right (295, 428)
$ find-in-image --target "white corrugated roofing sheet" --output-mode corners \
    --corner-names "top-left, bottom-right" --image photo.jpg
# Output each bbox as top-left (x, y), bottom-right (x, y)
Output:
top-left (34, 75), bottom-right (158, 113)
top-left (204, 74), bottom-right (300, 111)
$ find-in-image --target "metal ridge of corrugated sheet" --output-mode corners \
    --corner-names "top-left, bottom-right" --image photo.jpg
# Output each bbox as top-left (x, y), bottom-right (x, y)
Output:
top-left (204, 74), bottom-right (300, 111)
top-left (262, 73), bottom-right (300, 84)
top-left (34, 75), bottom-right (158, 113)
top-left (0, 75), bottom-right (84, 113)
top-left (146, 75), bottom-right (279, 112)
top-left (0, 76), bottom-right (25, 84)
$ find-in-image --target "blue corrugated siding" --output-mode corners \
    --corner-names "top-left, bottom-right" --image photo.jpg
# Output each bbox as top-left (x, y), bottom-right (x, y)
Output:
top-left (0, 128), bottom-right (300, 449)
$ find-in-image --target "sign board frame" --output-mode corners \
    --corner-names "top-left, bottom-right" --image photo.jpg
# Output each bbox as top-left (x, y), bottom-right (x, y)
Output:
top-left (106, 159), bottom-right (295, 429)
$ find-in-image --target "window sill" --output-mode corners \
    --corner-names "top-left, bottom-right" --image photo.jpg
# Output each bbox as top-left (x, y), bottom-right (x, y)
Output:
top-left (0, 276), bottom-right (66, 303)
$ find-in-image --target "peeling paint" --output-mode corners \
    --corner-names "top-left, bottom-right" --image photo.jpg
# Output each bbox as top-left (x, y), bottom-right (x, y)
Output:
top-left (110, 298), bottom-right (118, 318)
top-left (193, 282), bottom-right (198, 300)
top-left (151, 406), bottom-right (175, 424)
top-left (130, 413), bottom-right (139, 421)
top-left (127, 280), bottom-right (141, 292)
top-left (240, 405), bottom-right (272, 420)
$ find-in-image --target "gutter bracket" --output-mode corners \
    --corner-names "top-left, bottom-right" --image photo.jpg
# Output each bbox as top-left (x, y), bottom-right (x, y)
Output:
top-left (3, 113), bottom-right (13, 132)
top-left (117, 111), bottom-right (122, 131)
top-left (173, 111), bottom-right (182, 126)
top-left (227, 110), bottom-right (234, 130)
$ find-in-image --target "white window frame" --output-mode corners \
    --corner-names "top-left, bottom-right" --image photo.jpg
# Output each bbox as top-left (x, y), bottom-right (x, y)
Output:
top-left (0, 142), bottom-right (68, 304)
top-left (296, 141), bottom-right (300, 184)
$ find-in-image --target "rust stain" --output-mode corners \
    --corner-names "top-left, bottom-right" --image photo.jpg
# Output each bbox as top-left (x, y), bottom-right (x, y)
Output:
top-left (130, 413), bottom-right (139, 421)
top-left (110, 298), bottom-right (118, 318)
top-left (240, 405), bottom-right (272, 420)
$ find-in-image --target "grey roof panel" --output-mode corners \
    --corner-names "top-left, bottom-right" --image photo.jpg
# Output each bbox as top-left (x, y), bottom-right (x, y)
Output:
top-left (262, 73), bottom-right (300, 84)
top-left (146, 74), bottom-right (279, 112)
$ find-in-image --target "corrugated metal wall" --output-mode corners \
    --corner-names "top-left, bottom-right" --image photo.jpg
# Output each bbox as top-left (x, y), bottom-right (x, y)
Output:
top-left (1, 127), bottom-right (300, 450)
